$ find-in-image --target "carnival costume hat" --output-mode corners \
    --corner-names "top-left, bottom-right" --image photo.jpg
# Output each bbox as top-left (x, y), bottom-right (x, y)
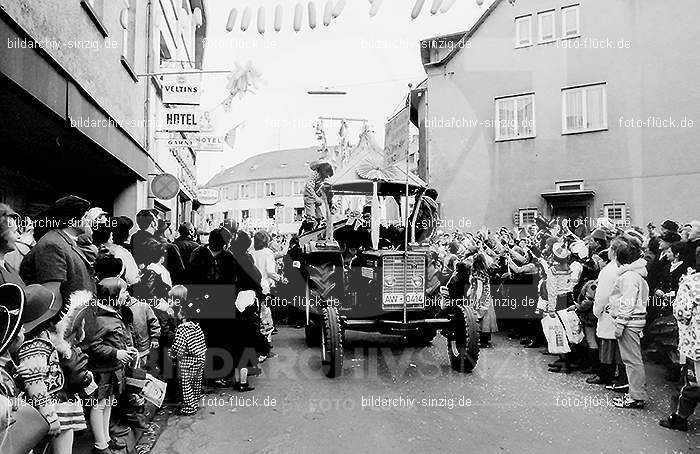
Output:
top-left (0, 283), bottom-right (25, 356)
top-left (569, 240), bottom-right (589, 259)
top-left (552, 242), bottom-right (571, 261)
top-left (22, 284), bottom-right (59, 334)
top-left (309, 159), bottom-right (334, 177)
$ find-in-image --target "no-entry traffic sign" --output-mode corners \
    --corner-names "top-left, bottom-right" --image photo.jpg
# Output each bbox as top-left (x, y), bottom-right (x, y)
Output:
top-left (151, 173), bottom-right (180, 200)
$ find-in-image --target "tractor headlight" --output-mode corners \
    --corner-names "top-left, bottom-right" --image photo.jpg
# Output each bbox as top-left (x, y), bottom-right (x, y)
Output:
top-left (412, 275), bottom-right (424, 288)
top-left (384, 276), bottom-right (396, 287)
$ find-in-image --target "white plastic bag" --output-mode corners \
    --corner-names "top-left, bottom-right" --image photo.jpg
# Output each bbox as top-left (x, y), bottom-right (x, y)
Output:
top-left (541, 316), bottom-right (571, 354)
top-left (235, 290), bottom-right (257, 313)
top-left (557, 310), bottom-right (585, 344)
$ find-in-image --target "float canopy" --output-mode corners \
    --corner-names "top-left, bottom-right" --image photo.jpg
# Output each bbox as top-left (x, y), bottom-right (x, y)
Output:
top-left (328, 133), bottom-right (427, 196)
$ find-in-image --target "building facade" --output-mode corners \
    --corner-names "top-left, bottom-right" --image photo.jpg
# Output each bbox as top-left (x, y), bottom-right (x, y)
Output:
top-left (0, 0), bottom-right (206, 224)
top-left (203, 147), bottom-right (323, 234)
top-left (418, 0), bottom-right (700, 230)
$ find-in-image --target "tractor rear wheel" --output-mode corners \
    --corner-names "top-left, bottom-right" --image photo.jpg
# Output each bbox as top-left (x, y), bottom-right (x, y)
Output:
top-left (320, 307), bottom-right (343, 378)
top-left (446, 305), bottom-right (480, 372)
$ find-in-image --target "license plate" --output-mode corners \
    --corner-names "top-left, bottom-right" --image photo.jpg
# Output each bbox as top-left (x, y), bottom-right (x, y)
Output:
top-left (382, 293), bottom-right (424, 305)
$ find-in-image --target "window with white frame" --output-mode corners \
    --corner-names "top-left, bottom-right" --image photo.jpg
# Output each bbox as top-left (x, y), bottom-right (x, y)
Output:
top-left (519, 209), bottom-right (538, 227)
top-left (562, 4), bottom-right (580, 39)
top-left (294, 208), bottom-right (304, 222)
top-left (538, 10), bottom-right (556, 43)
top-left (266, 208), bottom-right (276, 220)
top-left (121, 0), bottom-right (137, 72)
top-left (562, 83), bottom-right (607, 134)
top-left (264, 182), bottom-right (277, 197)
top-left (495, 93), bottom-right (536, 141)
top-left (240, 209), bottom-right (249, 220)
top-left (603, 203), bottom-right (627, 226)
top-left (239, 184), bottom-right (250, 199)
top-left (515, 15), bottom-right (532, 48)
top-left (293, 180), bottom-right (304, 196)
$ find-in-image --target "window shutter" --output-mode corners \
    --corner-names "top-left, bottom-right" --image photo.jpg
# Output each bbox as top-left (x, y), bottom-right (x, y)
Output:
top-left (257, 182), bottom-right (264, 198)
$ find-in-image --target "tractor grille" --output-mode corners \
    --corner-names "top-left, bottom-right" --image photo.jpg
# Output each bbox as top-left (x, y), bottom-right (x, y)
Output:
top-left (381, 254), bottom-right (426, 310)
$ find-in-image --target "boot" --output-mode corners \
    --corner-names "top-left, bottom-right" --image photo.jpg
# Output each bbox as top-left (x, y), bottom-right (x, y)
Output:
top-left (580, 349), bottom-right (599, 374)
top-left (658, 414), bottom-right (688, 432)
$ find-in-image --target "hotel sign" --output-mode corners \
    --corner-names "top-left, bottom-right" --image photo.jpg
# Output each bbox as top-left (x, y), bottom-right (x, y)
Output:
top-left (162, 72), bottom-right (201, 105)
top-left (197, 134), bottom-right (224, 152)
top-left (162, 107), bottom-right (200, 132)
top-left (166, 138), bottom-right (197, 147)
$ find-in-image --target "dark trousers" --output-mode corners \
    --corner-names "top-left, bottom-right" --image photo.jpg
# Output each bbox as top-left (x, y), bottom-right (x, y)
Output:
top-left (673, 359), bottom-right (699, 420)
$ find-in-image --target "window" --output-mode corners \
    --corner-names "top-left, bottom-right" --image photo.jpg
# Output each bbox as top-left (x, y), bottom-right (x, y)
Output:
top-left (519, 209), bottom-right (538, 227)
top-left (555, 180), bottom-right (584, 192)
top-left (241, 209), bottom-right (249, 220)
top-left (538, 10), bottom-right (556, 43)
top-left (515, 15), bottom-right (532, 48)
top-left (562, 4), bottom-right (580, 39)
top-left (495, 93), bottom-right (535, 141)
top-left (120, 0), bottom-right (137, 80)
top-left (239, 184), bottom-right (250, 199)
top-left (81, 0), bottom-right (109, 37)
top-left (603, 203), bottom-right (627, 227)
top-left (264, 182), bottom-right (277, 197)
top-left (293, 181), bottom-right (305, 196)
top-left (562, 83), bottom-right (607, 134)
top-left (267, 208), bottom-right (276, 220)
top-left (294, 208), bottom-right (304, 222)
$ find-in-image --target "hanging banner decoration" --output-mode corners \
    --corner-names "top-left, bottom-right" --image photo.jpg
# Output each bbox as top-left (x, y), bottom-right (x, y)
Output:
top-left (224, 121), bottom-right (245, 150)
top-left (222, 62), bottom-right (264, 111)
top-left (226, 8), bottom-right (238, 32)
top-left (274, 5), bottom-right (284, 31)
top-left (384, 106), bottom-right (410, 164)
top-left (162, 107), bottom-right (200, 132)
top-left (197, 134), bottom-right (224, 152)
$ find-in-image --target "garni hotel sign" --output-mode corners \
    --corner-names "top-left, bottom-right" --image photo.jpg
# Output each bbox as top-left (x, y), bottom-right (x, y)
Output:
top-left (162, 72), bottom-right (202, 105)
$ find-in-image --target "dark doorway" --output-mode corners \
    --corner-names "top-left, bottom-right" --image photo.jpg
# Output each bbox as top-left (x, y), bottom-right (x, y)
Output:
top-left (552, 205), bottom-right (586, 230)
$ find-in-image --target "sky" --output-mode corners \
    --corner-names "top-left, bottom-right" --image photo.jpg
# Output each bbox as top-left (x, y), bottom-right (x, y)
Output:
top-left (196, 0), bottom-right (495, 185)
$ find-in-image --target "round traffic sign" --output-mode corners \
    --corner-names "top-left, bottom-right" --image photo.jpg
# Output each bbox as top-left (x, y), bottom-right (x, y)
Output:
top-left (151, 173), bottom-right (180, 200)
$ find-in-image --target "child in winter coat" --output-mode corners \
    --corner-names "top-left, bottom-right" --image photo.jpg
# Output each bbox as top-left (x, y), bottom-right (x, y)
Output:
top-left (75, 277), bottom-right (136, 454)
top-left (170, 303), bottom-right (206, 415)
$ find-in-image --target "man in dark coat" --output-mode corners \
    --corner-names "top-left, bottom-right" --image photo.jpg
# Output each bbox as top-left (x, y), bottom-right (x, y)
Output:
top-left (174, 222), bottom-right (199, 267)
top-left (131, 209), bottom-right (160, 266)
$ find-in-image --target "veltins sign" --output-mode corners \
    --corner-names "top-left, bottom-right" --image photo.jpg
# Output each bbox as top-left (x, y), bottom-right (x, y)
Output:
top-left (162, 72), bottom-right (201, 105)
